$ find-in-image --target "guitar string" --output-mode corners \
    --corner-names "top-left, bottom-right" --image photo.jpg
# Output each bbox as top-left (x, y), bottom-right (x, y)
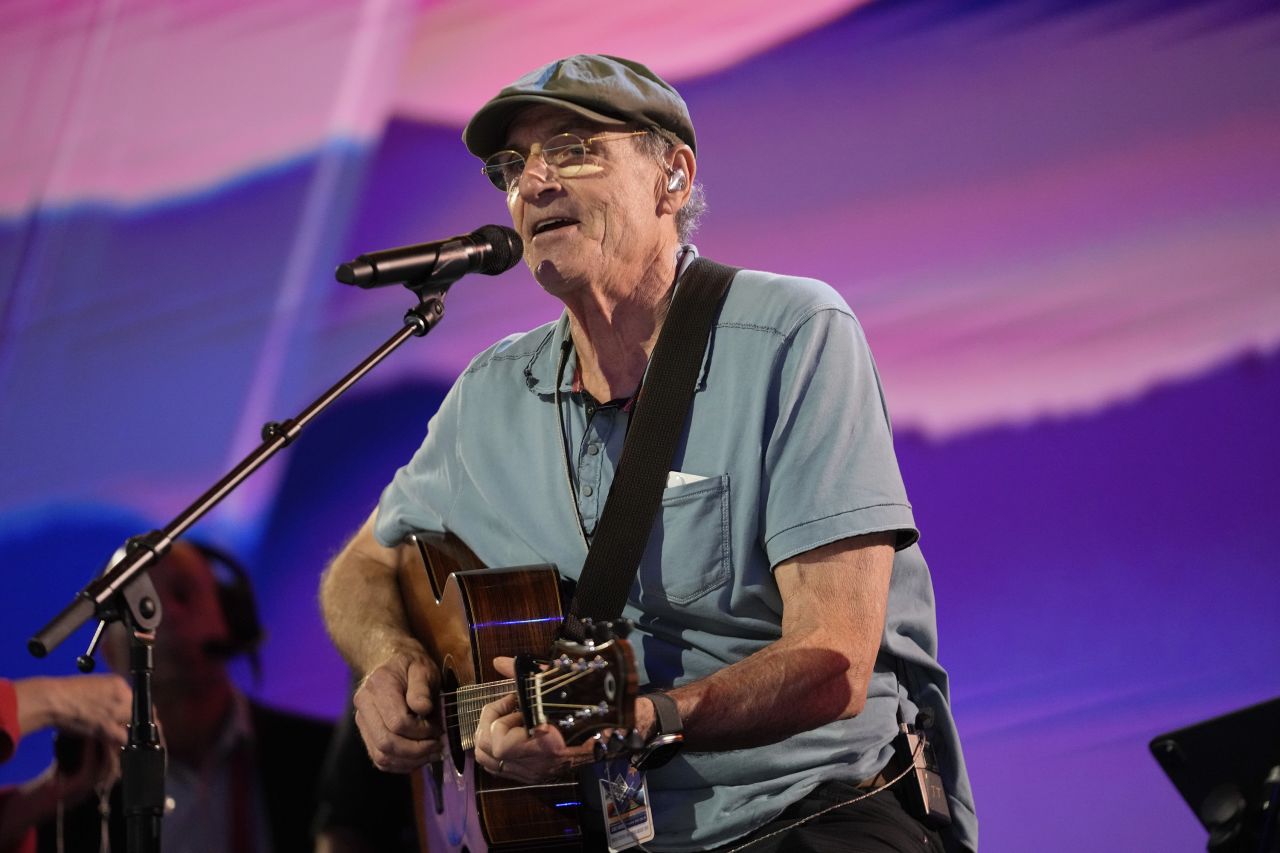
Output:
top-left (533, 667), bottom-right (594, 693)
top-left (476, 781), bottom-right (579, 793)
top-left (442, 681), bottom-right (515, 699)
top-left (438, 642), bottom-right (615, 697)
top-left (441, 655), bottom-right (609, 700)
top-left (439, 666), bottom-right (603, 722)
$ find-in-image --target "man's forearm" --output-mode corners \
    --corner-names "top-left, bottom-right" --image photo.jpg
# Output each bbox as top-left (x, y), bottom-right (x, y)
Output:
top-left (641, 535), bottom-right (893, 752)
top-left (645, 631), bottom-right (866, 752)
top-left (319, 517), bottom-right (424, 676)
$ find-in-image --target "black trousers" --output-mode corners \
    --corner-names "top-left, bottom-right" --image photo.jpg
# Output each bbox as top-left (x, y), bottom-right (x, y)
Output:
top-left (706, 779), bottom-right (947, 853)
top-left (581, 778), bottom-right (947, 853)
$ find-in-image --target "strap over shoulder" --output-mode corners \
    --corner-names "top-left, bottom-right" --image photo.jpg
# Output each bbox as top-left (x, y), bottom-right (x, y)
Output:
top-left (562, 256), bottom-right (739, 642)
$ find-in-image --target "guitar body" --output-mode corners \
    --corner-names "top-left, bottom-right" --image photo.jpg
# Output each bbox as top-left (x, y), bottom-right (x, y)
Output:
top-left (398, 531), bottom-right (615, 852)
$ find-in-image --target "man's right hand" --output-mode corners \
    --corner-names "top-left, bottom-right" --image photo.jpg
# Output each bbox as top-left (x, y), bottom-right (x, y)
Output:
top-left (352, 650), bottom-right (443, 773)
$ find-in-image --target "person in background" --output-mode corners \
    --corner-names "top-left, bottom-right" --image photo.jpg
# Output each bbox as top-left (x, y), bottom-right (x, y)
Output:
top-left (0, 674), bottom-right (131, 853)
top-left (41, 538), bottom-right (333, 853)
top-left (311, 683), bottom-right (417, 853)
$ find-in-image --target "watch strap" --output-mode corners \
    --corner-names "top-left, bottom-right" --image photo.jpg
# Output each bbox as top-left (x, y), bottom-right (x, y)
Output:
top-left (648, 691), bottom-right (683, 737)
top-left (636, 691), bottom-right (684, 770)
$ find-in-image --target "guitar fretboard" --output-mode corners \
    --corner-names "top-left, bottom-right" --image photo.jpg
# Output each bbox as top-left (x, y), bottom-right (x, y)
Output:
top-left (444, 680), bottom-right (516, 751)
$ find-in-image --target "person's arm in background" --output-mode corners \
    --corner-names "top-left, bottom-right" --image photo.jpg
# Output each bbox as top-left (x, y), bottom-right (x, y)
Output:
top-left (0, 675), bottom-right (131, 852)
top-left (8, 676), bottom-right (131, 751)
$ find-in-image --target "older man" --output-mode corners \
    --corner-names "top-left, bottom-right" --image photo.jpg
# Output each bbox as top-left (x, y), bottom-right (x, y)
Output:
top-left (320, 55), bottom-right (976, 852)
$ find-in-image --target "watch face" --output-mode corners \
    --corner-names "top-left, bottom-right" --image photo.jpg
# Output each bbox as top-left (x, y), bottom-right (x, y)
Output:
top-left (637, 734), bottom-right (683, 770)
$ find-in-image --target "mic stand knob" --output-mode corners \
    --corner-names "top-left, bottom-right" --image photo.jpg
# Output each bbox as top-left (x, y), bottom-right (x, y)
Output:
top-left (76, 620), bottom-right (108, 672)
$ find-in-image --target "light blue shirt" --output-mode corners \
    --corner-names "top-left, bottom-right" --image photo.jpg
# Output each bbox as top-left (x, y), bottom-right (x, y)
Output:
top-left (375, 252), bottom-right (977, 851)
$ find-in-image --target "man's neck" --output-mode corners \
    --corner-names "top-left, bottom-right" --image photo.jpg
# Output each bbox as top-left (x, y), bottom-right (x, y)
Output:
top-left (156, 676), bottom-right (237, 768)
top-left (562, 244), bottom-right (682, 402)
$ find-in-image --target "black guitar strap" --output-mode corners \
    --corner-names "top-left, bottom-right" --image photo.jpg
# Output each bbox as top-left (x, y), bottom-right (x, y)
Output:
top-left (561, 256), bottom-right (738, 643)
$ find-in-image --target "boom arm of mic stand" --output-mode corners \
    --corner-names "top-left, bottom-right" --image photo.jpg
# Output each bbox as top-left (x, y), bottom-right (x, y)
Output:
top-left (30, 289), bottom-right (451, 658)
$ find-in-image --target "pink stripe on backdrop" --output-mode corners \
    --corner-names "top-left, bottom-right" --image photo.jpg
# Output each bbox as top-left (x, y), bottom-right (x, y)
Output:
top-left (721, 118), bottom-right (1280, 432)
top-left (0, 0), bottom-right (416, 212)
top-left (392, 0), bottom-right (872, 125)
top-left (0, 0), bottom-right (867, 214)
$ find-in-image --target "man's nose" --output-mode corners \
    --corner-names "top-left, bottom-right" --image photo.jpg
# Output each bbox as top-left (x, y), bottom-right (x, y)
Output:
top-left (516, 153), bottom-right (560, 199)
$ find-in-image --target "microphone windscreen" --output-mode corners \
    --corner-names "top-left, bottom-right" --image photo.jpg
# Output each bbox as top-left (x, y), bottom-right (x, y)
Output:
top-left (473, 225), bottom-right (523, 275)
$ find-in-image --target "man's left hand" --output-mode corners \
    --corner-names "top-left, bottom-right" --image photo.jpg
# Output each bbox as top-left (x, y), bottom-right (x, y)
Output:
top-left (472, 657), bottom-right (596, 783)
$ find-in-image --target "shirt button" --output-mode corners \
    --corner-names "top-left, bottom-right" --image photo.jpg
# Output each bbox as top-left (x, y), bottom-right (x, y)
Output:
top-left (582, 485), bottom-right (594, 497)
top-left (587, 444), bottom-right (600, 456)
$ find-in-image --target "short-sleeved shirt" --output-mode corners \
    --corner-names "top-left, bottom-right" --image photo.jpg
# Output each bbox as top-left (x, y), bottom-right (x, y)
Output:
top-left (375, 252), bottom-right (977, 851)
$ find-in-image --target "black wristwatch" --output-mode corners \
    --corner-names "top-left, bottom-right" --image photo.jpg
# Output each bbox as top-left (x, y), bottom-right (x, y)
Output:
top-left (637, 691), bottom-right (684, 770)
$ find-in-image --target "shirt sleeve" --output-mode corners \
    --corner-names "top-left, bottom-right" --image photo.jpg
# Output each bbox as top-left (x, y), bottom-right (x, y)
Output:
top-left (0, 678), bottom-right (20, 763)
top-left (761, 306), bottom-right (919, 567)
top-left (373, 381), bottom-right (464, 548)
top-left (0, 795), bottom-right (37, 853)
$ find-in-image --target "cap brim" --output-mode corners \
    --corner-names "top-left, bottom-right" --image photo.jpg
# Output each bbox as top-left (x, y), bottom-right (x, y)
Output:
top-left (463, 95), bottom-right (627, 158)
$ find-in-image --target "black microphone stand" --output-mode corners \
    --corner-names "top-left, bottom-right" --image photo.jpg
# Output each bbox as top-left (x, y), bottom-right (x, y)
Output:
top-left (104, 555), bottom-right (165, 853)
top-left (29, 278), bottom-right (457, 852)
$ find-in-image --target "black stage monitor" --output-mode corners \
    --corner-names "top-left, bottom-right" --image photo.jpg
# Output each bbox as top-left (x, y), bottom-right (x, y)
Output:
top-left (1150, 696), bottom-right (1280, 852)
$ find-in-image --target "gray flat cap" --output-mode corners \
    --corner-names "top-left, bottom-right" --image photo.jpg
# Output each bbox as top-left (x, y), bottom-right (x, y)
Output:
top-left (463, 54), bottom-right (696, 158)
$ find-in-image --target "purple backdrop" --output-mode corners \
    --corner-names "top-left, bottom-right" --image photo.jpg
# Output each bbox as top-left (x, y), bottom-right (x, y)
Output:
top-left (2, 1), bottom-right (1278, 849)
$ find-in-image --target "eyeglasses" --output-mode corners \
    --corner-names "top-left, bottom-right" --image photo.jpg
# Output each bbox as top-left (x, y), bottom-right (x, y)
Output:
top-left (481, 130), bottom-right (649, 192)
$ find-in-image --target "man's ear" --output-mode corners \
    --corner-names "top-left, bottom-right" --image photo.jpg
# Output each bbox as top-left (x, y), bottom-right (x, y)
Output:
top-left (659, 145), bottom-right (696, 216)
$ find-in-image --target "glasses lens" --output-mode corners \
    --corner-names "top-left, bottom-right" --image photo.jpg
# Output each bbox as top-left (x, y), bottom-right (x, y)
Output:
top-left (548, 134), bottom-right (609, 179)
top-left (482, 150), bottom-right (524, 191)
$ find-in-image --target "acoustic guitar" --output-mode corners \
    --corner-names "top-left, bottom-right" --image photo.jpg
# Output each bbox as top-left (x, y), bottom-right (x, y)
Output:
top-left (397, 531), bottom-right (637, 852)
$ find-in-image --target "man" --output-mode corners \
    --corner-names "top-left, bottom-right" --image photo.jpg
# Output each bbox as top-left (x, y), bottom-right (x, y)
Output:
top-left (47, 539), bottom-right (333, 853)
top-left (320, 55), bottom-right (976, 851)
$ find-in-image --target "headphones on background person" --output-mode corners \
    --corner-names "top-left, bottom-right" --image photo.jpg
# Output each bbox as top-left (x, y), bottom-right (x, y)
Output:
top-left (48, 535), bottom-right (264, 837)
top-left (667, 167), bottom-right (687, 192)
top-left (189, 540), bottom-right (265, 678)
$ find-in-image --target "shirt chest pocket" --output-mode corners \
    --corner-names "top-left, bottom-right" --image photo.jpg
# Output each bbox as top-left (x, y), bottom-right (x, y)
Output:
top-left (632, 474), bottom-right (732, 607)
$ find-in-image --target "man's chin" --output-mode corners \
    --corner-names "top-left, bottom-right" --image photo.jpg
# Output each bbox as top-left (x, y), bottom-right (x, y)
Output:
top-left (534, 259), bottom-right (574, 294)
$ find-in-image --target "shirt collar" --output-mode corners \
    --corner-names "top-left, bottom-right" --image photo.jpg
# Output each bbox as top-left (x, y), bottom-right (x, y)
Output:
top-left (167, 688), bottom-right (254, 777)
top-left (210, 688), bottom-right (255, 763)
top-left (523, 244), bottom-right (712, 396)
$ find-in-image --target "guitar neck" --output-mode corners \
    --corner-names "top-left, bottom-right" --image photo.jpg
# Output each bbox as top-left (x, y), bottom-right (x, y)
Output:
top-left (446, 679), bottom-right (515, 751)
top-left (444, 645), bottom-right (636, 753)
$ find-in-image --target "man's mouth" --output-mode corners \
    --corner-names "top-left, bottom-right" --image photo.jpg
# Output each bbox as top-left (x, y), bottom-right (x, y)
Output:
top-left (531, 218), bottom-right (579, 238)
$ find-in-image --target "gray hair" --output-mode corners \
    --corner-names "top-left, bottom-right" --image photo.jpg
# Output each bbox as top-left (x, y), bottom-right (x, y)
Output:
top-left (636, 128), bottom-right (707, 243)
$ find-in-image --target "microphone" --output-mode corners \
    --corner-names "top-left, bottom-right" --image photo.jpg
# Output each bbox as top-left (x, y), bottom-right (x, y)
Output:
top-left (335, 225), bottom-right (523, 289)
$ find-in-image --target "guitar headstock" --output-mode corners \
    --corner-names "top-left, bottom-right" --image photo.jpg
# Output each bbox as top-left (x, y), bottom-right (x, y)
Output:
top-left (515, 631), bottom-right (637, 746)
